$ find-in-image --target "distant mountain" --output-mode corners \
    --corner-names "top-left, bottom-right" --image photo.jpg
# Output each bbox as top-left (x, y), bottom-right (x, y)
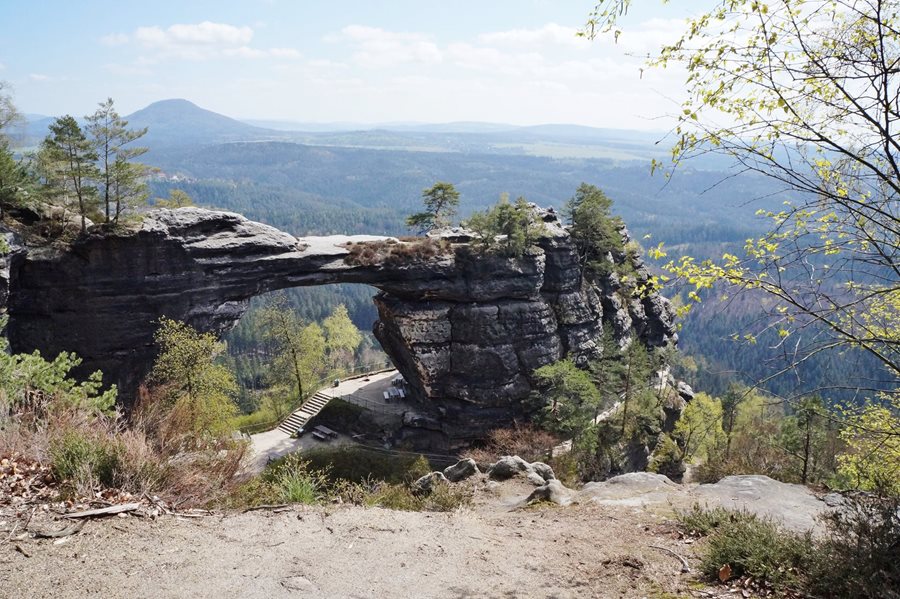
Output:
top-left (241, 119), bottom-right (373, 132)
top-left (126, 99), bottom-right (283, 147)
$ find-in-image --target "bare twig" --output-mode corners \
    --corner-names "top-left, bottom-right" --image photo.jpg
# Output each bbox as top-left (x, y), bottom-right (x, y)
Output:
top-left (648, 545), bottom-right (691, 573)
top-left (242, 504), bottom-right (290, 513)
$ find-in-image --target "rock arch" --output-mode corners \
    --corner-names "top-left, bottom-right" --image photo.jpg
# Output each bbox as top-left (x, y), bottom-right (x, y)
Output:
top-left (5, 208), bottom-right (676, 441)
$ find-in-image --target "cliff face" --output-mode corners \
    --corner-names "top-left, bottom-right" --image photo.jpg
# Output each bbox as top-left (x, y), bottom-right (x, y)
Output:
top-left (5, 207), bottom-right (676, 441)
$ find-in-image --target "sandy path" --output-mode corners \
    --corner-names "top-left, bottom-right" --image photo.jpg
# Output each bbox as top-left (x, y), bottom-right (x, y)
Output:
top-left (1, 497), bottom-right (696, 599)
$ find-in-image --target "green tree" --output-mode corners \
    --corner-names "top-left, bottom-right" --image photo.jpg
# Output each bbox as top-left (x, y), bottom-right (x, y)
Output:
top-left (674, 392), bottom-right (724, 463)
top-left (150, 318), bottom-right (237, 439)
top-left (85, 98), bottom-right (149, 224)
top-left (564, 183), bottom-right (622, 278)
top-left (534, 359), bottom-right (603, 440)
top-left (323, 304), bottom-right (362, 373)
top-left (0, 330), bottom-right (116, 418)
top-left (779, 395), bottom-right (829, 485)
top-left (0, 143), bottom-right (29, 218)
top-left (0, 81), bottom-right (20, 140)
top-left (587, 0), bottom-right (899, 377)
top-left (39, 116), bottom-right (99, 233)
top-left (259, 292), bottom-right (308, 402)
top-left (406, 181), bottom-right (460, 232)
top-left (467, 194), bottom-right (545, 257)
top-left (155, 189), bottom-right (195, 208)
top-left (586, 0), bottom-right (900, 491)
top-left (837, 393), bottom-right (900, 495)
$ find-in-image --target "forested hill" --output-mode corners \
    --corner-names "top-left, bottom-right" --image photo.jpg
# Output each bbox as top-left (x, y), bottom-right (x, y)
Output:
top-left (144, 140), bottom-right (775, 245)
top-left (64, 99), bottom-right (873, 404)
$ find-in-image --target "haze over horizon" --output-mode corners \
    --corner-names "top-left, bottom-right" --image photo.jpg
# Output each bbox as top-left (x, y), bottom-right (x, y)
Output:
top-left (0, 0), bottom-right (706, 130)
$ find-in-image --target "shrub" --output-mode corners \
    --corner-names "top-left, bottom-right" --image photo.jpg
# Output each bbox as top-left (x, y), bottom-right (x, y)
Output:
top-left (679, 499), bottom-right (900, 598)
top-left (50, 429), bottom-right (124, 493)
top-left (344, 238), bottom-right (450, 267)
top-left (684, 508), bottom-right (814, 590)
top-left (676, 503), bottom-right (736, 536)
top-left (360, 480), bottom-right (472, 512)
top-left (262, 453), bottom-right (330, 505)
top-left (301, 446), bottom-right (433, 485)
top-left (808, 495), bottom-right (900, 599)
top-left (462, 424), bottom-right (559, 466)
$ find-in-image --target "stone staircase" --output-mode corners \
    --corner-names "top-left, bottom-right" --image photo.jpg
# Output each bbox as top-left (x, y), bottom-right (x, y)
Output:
top-left (278, 391), bottom-right (333, 436)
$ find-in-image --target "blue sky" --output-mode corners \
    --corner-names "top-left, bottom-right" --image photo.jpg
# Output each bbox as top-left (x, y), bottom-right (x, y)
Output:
top-left (0, 1), bottom-right (699, 128)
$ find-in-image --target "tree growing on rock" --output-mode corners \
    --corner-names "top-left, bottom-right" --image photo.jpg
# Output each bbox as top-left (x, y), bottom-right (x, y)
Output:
top-left (467, 194), bottom-right (545, 257)
top-left (564, 183), bottom-right (622, 278)
top-left (85, 98), bottom-right (149, 224)
top-left (406, 181), bottom-right (460, 233)
top-left (38, 116), bottom-right (99, 234)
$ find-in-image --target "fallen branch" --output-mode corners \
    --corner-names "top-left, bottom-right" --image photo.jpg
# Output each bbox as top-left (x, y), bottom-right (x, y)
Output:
top-left (242, 504), bottom-right (290, 513)
top-left (64, 502), bottom-right (142, 519)
top-left (648, 545), bottom-right (691, 573)
top-left (31, 520), bottom-right (85, 539)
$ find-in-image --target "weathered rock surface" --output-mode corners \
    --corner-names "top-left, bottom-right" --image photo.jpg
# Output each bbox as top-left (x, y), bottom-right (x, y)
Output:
top-left (442, 458), bottom-right (479, 483)
top-left (412, 471), bottom-right (449, 494)
top-left (526, 479), bottom-right (576, 506)
top-left (487, 455), bottom-right (556, 485)
top-left (5, 207), bottom-right (677, 444)
top-left (577, 474), bottom-right (828, 532)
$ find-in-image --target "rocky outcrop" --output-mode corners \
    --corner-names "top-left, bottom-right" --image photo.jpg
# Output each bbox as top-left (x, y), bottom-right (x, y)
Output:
top-left (5, 207), bottom-right (676, 444)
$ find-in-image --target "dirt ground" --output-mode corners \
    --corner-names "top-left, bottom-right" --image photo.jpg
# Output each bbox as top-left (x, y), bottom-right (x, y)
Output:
top-left (1, 479), bottom-right (712, 599)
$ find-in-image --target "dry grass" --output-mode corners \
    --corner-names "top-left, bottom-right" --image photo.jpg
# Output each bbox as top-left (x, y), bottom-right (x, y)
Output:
top-left (343, 237), bottom-right (450, 267)
top-left (462, 424), bottom-right (560, 467)
top-left (1, 384), bottom-right (247, 508)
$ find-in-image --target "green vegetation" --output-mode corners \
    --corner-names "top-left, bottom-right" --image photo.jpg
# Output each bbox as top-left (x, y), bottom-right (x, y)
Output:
top-left (405, 181), bottom-right (460, 232)
top-left (466, 194), bottom-right (545, 257)
top-left (531, 333), bottom-right (671, 481)
top-left (150, 317), bottom-right (238, 443)
top-left (564, 183), bottom-right (622, 278)
top-left (225, 446), bottom-right (471, 513)
top-left (0, 318), bottom-right (245, 503)
top-left (677, 500), bottom-right (900, 598)
top-left (0, 90), bottom-right (149, 236)
top-left (84, 98), bottom-right (149, 224)
top-left (227, 300), bottom-right (367, 431)
top-left (585, 0), bottom-right (899, 490)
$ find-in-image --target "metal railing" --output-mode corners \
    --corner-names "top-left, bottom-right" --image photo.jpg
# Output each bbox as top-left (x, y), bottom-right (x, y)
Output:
top-left (238, 361), bottom-right (395, 435)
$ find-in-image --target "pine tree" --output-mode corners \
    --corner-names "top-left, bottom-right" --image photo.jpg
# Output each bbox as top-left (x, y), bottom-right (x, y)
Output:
top-left (406, 181), bottom-right (460, 232)
top-left (39, 116), bottom-right (99, 234)
top-left (85, 98), bottom-right (148, 223)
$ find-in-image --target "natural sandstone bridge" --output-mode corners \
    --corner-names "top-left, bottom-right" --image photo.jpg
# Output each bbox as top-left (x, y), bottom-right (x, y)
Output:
top-left (5, 207), bottom-right (675, 443)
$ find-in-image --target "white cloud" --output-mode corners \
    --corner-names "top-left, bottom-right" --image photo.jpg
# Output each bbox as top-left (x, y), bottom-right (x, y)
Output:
top-left (335, 25), bottom-right (442, 68)
top-left (478, 23), bottom-right (588, 48)
top-left (135, 21), bottom-right (253, 48)
top-left (29, 73), bottom-right (50, 81)
top-left (101, 21), bottom-right (301, 63)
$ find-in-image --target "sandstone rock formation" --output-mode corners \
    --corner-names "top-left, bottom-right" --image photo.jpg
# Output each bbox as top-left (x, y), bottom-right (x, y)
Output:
top-left (4, 207), bottom-right (676, 444)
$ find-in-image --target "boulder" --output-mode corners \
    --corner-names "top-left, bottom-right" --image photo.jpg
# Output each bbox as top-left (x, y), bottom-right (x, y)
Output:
top-left (526, 479), bottom-right (575, 506)
top-left (442, 458), bottom-right (479, 483)
top-left (413, 471), bottom-right (449, 494)
top-left (529, 462), bottom-right (556, 482)
top-left (487, 456), bottom-right (532, 480)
